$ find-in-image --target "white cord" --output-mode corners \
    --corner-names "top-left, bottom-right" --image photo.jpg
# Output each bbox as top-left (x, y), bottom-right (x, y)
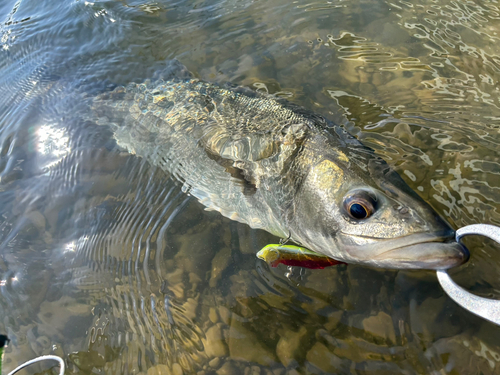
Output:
top-left (7, 355), bottom-right (65, 375)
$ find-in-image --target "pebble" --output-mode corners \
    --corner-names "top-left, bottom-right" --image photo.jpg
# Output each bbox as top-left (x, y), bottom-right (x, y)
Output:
top-left (209, 307), bottom-right (219, 324)
top-left (172, 363), bottom-right (183, 375)
top-left (216, 361), bottom-right (237, 375)
top-left (189, 272), bottom-right (202, 285)
top-left (323, 310), bottom-right (344, 331)
top-left (228, 317), bottom-right (278, 366)
top-left (147, 364), bottom-right (171, 375)
top-left (203, 323), bottom-right (229, 358)
top-left (428, 333), bottom-right (500, 375)
top-left (27, 210), bottom-right (46, 230)
top-left (362, 311), bottom-right (396, 343)
top-left (210, 246), bottom-right (231, 287)
top-left (305, 342), bottom-right (349, 373)
top-left (209, 357), bottom-right (221, 368)
top-left (276, 326), bottom-right (309, 367)
top-left (251, 365), bottom-right (261, 375)
top-left (218, 306), bottom-right (231, 325)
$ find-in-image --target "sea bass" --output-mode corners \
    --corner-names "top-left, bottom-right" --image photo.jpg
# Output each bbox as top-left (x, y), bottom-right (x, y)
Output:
top-left (92, 64), bottom-right (469, 270)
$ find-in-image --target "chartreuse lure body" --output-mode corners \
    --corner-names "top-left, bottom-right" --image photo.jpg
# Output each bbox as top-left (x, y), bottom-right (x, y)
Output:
top-left (257, 244), bottom-right (343, 269)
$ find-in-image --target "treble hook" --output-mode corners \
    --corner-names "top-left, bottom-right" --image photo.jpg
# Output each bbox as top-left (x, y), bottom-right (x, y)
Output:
top-left (279, 230), bottom-right (292, 246)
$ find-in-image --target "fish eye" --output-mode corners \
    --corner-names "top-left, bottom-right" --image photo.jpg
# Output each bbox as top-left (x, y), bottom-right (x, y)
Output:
top-left (343, 190), bottom-right (377, 220)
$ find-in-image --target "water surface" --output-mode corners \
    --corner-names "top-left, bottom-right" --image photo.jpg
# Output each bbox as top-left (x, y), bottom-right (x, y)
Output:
top-left (1, 0), bottom-right (500, 374)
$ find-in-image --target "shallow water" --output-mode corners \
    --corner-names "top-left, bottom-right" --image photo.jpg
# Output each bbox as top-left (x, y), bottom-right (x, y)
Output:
top-left (1, 0), bottom-right (500, 374)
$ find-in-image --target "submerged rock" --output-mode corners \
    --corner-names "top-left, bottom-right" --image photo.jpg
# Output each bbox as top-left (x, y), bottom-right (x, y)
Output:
top-left (305, 341), bottom-right (350, 373)
top-left (362, 311), bottom-right (397, 344)
top-left (275, 326), bottom-right (309, 367)
top-left (228, 317), bottom-right (278, 366)
top-left (426, 333), bottom-right (500, 374)
top-left (210, 246), bottom-right (232, 288)
top-left (208, 357), bottom-right (221, 369)
top-left (203, 323), bottom-right (229, 358)
top-left (216, 361), bottom-right (238, 375)
top-left (172, 363), bottom-right (184, 375)
top-left (147, 364), bottom-right (171, 375)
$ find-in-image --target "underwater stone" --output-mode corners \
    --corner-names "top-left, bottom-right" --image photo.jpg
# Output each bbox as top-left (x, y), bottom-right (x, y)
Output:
top-left (216, 361), bottom-right (238, 375)
top-left (147, 364), bottom-right (171, 375)
top-left (172, 363), bottom-right (183, 375)
top-left (228, 318), bottom-right (278, 366)
top-left (208, 357), bottom-right (221, 368)
top-left (203, 324), bottom-right (229, 358)
top-left (362, 311), bottom-right (396, 343)
top-left (276, 326), bottom-right (309, 367)
top-left (306, 342), bottom-right (349, 373)
top-left (189, 272), bottom-right (202, 285)
top-left (412, 296), bottom-right (461, 340)
top-left (210, 246), bottom-right (232, 287)
top-left (209, 307), bottom-right (219, 324)
top-left (323, 310), bottom-right (344, 331)
top-left (428, 333), bottom-right (500, 375)
top-left (218, 306), bottom-right (231, 325)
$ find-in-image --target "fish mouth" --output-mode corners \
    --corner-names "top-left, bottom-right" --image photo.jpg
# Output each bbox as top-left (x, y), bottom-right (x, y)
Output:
top-left (342, 232), bottom-right (469, 270)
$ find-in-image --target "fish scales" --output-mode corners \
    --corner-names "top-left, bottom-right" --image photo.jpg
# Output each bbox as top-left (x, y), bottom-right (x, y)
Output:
top-left (93, 79), bottom-right (320, 238)
top-left (92, 76), bottom-right (469, 269)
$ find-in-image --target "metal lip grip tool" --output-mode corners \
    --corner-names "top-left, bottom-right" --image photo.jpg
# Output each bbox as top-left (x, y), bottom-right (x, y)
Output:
top-left (437, 224), bottom-right (500, 326)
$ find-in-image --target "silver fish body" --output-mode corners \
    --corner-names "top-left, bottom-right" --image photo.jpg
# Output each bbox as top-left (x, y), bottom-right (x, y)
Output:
top-left (92, 76), bottom-right (468, 269)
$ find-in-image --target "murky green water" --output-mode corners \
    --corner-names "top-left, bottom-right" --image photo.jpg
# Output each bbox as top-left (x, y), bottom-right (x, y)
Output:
top-left (1, 0), bottom-right (500, 374)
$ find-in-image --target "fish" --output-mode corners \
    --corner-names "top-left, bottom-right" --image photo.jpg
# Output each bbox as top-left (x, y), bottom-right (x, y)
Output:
top-left (257, 244), bottom-right (344, 269)
top-left (91, 60), bottom-right (469, 270)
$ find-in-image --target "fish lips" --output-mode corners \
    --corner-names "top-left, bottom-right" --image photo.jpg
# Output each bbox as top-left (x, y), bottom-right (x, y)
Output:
top-left (339, 231), bottom-right (470, 270)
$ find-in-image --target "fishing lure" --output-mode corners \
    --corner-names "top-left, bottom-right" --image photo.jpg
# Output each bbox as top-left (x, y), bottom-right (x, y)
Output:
top-left (257, 244), bottom-right (343, 269)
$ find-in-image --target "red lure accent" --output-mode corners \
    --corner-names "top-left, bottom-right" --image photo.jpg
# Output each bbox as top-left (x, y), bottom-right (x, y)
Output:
top-left (270, 258), bottom-right (344, 269)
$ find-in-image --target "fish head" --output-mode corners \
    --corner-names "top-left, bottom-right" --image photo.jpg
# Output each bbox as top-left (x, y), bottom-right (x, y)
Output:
top-left (289, 135), bottom-right (469, 270)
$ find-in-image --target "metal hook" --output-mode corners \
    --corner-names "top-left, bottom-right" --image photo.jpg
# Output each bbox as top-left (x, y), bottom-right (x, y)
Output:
top-left (437, 224), bottom-right (500, 326)
top-left (279, 230), bottom-right (292, 246)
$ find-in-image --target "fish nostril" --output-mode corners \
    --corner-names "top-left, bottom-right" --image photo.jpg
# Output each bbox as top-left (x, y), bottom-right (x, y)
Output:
top-left (394, 205), bottom-right (409, 215)
top-left (399, 207), bottom-right (409, 214)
